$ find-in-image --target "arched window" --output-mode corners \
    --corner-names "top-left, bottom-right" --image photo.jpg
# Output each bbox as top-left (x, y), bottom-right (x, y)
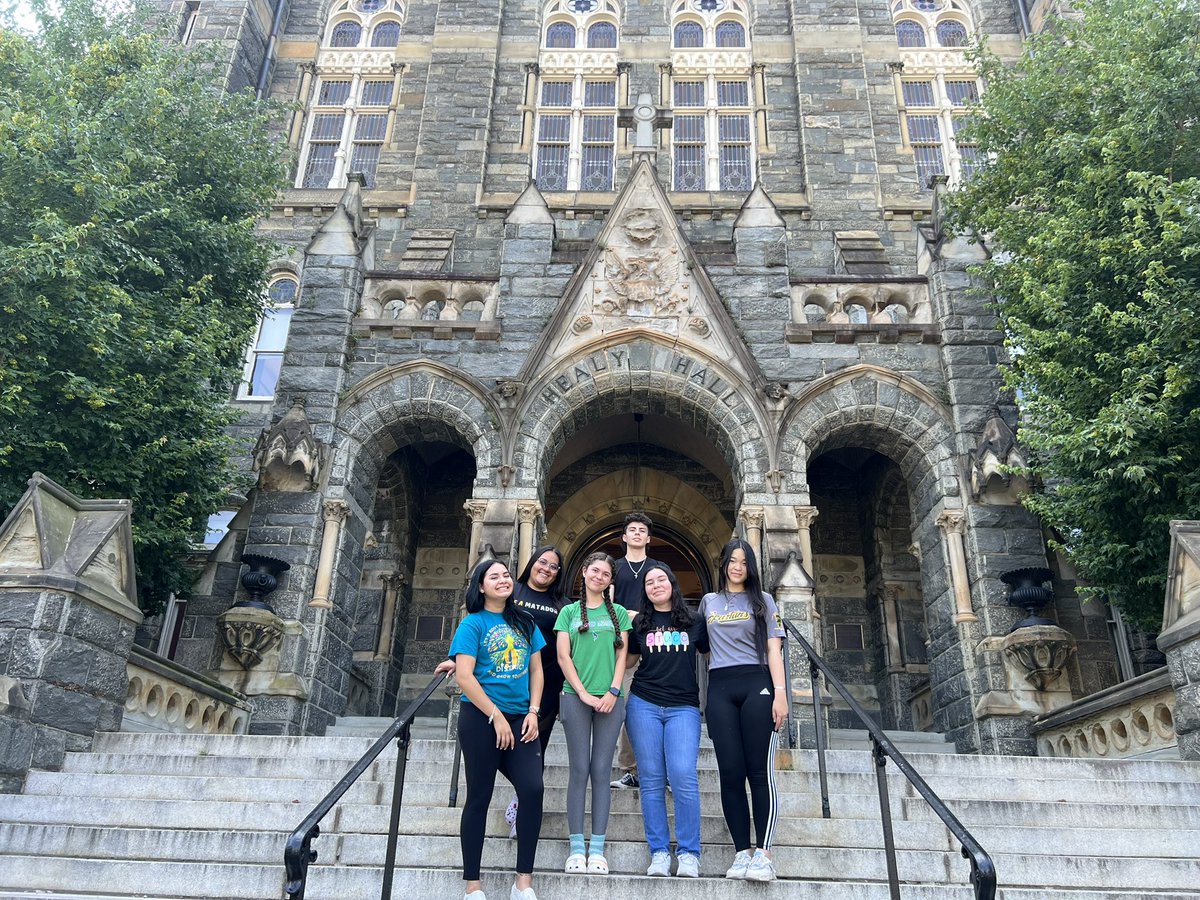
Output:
top-left (894, 21), bottom-right (926, 47)
top-left (546, 21), bottom-right (576, 47)
top-left (673, 21), bottom-right (704, 48)
top-left (936, 20), bottom-right (968, 47)
top-left (715, 21), bottom-right (745, 47)
top-left (242, 278), bottom-right (296, 399)
top-left (370, 21), bottom-right (401, 46)
top-left (587, 21), bottom-right (617, 48)
top-left (330, 20), bottom-right (362, 47)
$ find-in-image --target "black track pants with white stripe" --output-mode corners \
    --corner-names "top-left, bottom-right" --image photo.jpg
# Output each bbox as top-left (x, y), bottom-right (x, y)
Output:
top-left (705, 664), bottom-right (780, 852)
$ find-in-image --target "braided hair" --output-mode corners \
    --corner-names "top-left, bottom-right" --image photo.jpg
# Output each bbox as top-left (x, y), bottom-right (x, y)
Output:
top-left (578, 551), bottom-right (623, 649)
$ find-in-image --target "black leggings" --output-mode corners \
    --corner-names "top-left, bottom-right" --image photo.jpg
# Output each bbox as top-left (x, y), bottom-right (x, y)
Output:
top-left (458, 702), bottom-right (544, 880)
top-left (705, 665), bottom-right (780, 852)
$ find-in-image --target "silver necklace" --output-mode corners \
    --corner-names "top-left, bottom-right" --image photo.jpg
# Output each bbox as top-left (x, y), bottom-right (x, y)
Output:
top-left (626, 558), bottom-right (647, 579)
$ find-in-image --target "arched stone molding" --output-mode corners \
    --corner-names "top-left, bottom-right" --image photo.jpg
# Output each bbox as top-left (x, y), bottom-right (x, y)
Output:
top-left (778, 364), bottom-right (962, 519)
top-left (331, 361), bottom-right (504, 500)
top-left (546, 468), bottom-right (731, 567)
top-left (511, 333), bottom-right (774, 502)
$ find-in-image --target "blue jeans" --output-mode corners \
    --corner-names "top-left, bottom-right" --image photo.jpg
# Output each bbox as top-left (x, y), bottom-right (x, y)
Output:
top-left (625, 693), bottom-right (701, 856)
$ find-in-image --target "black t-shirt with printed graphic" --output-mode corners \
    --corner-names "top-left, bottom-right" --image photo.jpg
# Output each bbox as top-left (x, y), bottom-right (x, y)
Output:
top-left (628, 609), bottom-right (710, 707)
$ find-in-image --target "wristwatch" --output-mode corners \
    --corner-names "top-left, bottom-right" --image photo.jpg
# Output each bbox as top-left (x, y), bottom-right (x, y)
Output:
top-left (608, 686), bottom-right (621, 697)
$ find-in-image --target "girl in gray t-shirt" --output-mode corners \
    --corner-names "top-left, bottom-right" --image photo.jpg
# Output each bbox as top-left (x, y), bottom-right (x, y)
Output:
top-left (697, 538), bottom-right (788, 883)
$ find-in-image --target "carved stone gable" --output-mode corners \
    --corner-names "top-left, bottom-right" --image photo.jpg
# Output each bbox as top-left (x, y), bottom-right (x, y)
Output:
top-left (522, 157), bottom-right (764, 388)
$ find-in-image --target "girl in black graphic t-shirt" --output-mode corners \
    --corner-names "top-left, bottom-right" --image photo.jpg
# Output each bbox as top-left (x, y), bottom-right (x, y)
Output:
top-left (625, 565), bottom-right (709, 878)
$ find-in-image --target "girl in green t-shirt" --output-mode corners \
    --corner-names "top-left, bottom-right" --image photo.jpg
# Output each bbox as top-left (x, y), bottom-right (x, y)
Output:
top-left (553, 551), bottom-right (631, 876)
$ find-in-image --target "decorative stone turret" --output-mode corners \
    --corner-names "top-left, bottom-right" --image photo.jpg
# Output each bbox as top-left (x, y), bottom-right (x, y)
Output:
top-left (1157, 520), bottom-right (1200, 760)
top-left (253, 398), bottom-right (322, 492)
top-left (0, 474), bottom-right (142, 791)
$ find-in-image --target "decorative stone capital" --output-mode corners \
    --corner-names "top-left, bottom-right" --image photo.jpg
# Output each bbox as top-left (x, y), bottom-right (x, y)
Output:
top-left (463, 499), bottom-right (489, 523)
top-left (794, 505), bottom-right (820, 529)
top-left (516, 502), bottom-right (542, 526)
top-left (322, 500), bottom-right (350, 525)
top-left (523, 62), bottom-right (540, 76)
top-left (380, 571), bottom-right (405, 592)
top-left (936, 509), bottom-right (966, 535)
top-left (219, 606), bottom-right (284, 670)
top-left (739, 505), bottom-right (765, 530)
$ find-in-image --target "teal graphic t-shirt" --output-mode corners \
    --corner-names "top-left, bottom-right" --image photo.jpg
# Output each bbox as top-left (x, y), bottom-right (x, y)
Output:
top-left (449, 610), bottom-right (547, 715)
top-left (554, 601), bottom-right (632, 696)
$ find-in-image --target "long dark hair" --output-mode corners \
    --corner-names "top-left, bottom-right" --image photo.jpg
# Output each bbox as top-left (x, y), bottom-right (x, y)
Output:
top-left (464, 558), bottom-right (536, 643)
top-left (636, 564), bottom-right (694, 636)
top-left (718, 538), bottom-right (768, 664)
top-left (515, 544), bottom-right (567, 607)
top-left (577, 551), bottom-right (623, 649)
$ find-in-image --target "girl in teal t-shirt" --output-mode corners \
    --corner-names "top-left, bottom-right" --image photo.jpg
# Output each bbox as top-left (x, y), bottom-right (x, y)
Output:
top-left (450, 558), bottom-right (545, 900)
top-left (553, 551), bottom-right (630, 876)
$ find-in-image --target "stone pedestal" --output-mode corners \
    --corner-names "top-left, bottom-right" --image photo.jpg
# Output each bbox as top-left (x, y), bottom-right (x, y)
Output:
top-left (0, 474), bottom-right (143, 791)
top-left (1157, 521), bottom-right (1200, 760)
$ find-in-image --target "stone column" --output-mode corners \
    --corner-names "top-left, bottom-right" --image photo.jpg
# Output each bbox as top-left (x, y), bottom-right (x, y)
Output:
top-left (937, 509), bottom-right (979, 624)
top-left (516, 502), bottom-right (542, 574)
top-left (310, 500), bottom-right (350, 609)
top-left (0, 474), bottom-right (142, 792)
top-left (375, 572), bottom-right (405, 660)
top-left (1157, 520), bottom-right (1200, 760)
top-left (881, 583), bottom-right (905, 675)
top-left (463, 500), bottom-right (488, 569)
top-left (794, 506), bottom-right (819, 578)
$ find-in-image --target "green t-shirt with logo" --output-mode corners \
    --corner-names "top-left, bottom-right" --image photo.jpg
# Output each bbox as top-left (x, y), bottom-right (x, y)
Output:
top-left (554, 600), bottom-right (632, 696)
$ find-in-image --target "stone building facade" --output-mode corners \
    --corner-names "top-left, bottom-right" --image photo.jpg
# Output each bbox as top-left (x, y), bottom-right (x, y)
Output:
top-left (157, 0), bottom-right (1122, 753)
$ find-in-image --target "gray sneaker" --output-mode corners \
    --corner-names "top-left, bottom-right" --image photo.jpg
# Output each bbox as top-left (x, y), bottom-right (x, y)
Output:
top-left (725, 849), bottom-right (752, 879)
top-left (744, 849), bottom-right (777, 882)
top-left (646, 851), bottom-right (671, 876)
top-left (676, 853), bottom-right (700, 878)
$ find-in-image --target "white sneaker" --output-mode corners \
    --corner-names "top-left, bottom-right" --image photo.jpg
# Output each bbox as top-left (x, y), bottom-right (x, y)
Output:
top-left (464, 891), bottom-right (486, 900)
top-left (646, 851), bottom-right (672, 876)
top-left (744, 849), bottom-right (777, 882)
top-left (725, 849), bottom-right (753, 879)
top-left (511, 885), bottom-right (538, 900)
top-left (676, 853), bottom-right (700, 878)
top-left (586, 854), bottom-right (609, 875)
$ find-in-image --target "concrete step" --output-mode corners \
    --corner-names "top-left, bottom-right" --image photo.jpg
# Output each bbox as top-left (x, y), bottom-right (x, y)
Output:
top-left (828, 728), bottom-right (959, 755)
top-left (84, 731), bottom-right (1200, 784)
top-left (22, 764), bottom-right (1200, 810)
top-left (2, 852), bottom-right (1200, 900)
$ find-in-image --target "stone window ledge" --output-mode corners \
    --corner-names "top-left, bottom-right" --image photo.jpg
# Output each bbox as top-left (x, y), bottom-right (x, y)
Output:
top-left (785, 323), bottom-right (941, 345)
top-left (352, 318), bottom-right (501, 341)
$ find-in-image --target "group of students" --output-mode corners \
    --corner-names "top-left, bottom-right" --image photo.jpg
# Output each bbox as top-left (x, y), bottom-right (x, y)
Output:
top-left (444, 513), bottom-right (788, 900)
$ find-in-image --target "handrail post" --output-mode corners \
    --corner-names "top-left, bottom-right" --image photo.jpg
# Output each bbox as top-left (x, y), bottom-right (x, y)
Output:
top-left (871, 737), bottom-right (901, 900)
top-left (380, 721), bottom-right (412, 900)
top-left (809, 658), bottom-right (830, 819)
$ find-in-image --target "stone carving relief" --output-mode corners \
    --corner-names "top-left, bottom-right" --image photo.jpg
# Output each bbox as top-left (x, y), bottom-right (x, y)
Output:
top-left (596, 208), bottom-right (691, 317)
top-left (970, 413), bottom-right (1030, 505)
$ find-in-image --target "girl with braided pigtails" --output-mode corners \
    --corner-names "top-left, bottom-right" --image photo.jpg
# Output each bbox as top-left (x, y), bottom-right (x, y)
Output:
top-left (553, 551), bottom-right (631, 876)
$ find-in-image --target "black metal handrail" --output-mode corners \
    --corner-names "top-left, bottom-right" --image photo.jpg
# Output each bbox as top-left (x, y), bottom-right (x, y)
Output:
top-left (283, 672), bottom-right (448, 900)
top-left (781, 616), bottom-right (997, 900)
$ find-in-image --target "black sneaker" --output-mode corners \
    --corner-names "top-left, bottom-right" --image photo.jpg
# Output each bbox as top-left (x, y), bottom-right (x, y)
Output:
top-left (610, 772), bottom-right (639, 790)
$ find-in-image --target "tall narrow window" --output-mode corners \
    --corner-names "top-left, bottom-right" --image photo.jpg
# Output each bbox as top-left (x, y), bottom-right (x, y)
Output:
top-left (715, 21), bottom-right (745, 47)
top-left (330, 21), bottom-right (362, 46)
top-left (673, 116), bottom-right (706, 190)
top-left (536, 116), bottom-right (571, 190)
top-left (895, 21), bottom-right (926, 46)
top-left (242, 278), bottom-right (296, 399)
top-left (370, 21), bottom-right (401, 46)
top-left (936, 20), bottom-right (968, 47)
top-left (587, 21), bottom-right (616, 48)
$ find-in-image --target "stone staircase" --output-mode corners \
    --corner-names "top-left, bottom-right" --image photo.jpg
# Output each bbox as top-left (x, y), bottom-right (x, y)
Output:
top-left (0, 721), bottom-right (1199, 900)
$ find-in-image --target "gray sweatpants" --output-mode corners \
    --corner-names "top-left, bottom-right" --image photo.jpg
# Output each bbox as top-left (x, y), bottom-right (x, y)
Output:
top-left (559, 691), bottom-right (627, 838)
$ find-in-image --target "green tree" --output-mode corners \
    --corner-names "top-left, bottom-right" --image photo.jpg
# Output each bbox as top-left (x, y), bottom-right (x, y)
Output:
top-left (946, 0), bottom-right (1200, 627)
top-left (0, 1), bottom-right (288, 613)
